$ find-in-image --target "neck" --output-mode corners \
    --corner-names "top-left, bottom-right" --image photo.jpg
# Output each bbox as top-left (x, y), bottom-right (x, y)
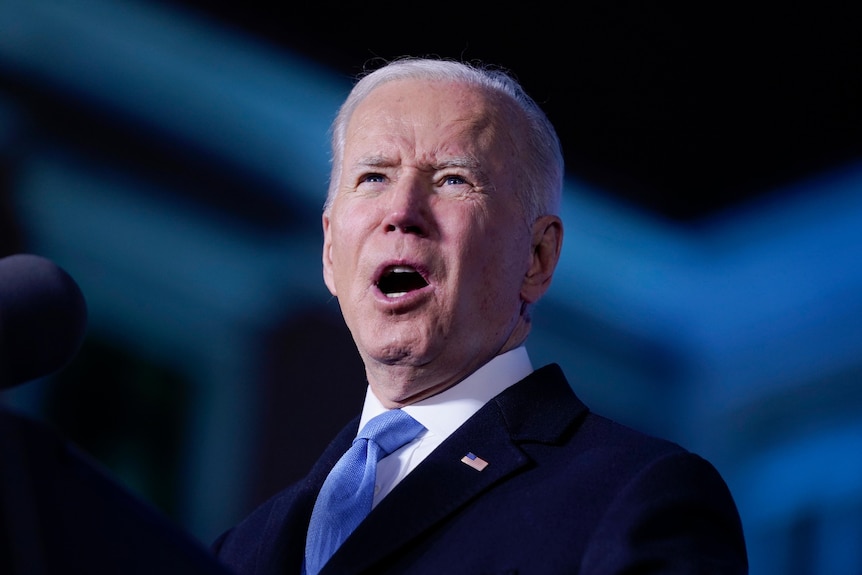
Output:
top-left (365, 318), bottom-right (531, 408)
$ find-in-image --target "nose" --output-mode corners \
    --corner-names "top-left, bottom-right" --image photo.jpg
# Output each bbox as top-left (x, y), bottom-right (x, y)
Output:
top-left (381, 175), bottom-right (432, 237)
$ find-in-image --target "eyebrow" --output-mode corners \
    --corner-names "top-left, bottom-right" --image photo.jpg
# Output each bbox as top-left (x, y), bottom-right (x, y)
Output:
top-left (354, 155), bottom-right (389, 166)
top-left (435, 157), bottom-right (492, 187)
top-left (354, 155), bottom-right (482, 168)
top-left (433, 157), bottom-right (482, 171)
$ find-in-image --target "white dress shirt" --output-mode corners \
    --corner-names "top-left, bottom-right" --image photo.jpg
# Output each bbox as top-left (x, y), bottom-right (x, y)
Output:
top-left (357, 346), bottom-right (535, 507)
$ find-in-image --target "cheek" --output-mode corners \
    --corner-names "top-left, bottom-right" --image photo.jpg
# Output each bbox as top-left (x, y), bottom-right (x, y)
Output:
top-left (326, 223), bottom-right (358, 284)
top-left (453, 226), bottom-right (515, 301)
top-left (328, 210), bottom-right (381, 293)
top-left (330, 237), bottom-right (358, 284)
top-left (476, 225), bottom-right (530, 300)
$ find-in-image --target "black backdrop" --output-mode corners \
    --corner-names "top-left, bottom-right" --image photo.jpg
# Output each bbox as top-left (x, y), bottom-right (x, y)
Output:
top-left (158, 0), bottom-right (862, 222)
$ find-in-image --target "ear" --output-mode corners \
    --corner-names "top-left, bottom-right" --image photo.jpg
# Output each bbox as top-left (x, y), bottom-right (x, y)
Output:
top-left (521, 215), bottom-right (563, 304)
top-left (322, 212), bottom-right (338, 296)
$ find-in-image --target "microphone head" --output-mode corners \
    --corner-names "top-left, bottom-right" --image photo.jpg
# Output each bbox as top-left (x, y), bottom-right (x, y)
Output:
top-left (0, 254), bottom-right (88, 390)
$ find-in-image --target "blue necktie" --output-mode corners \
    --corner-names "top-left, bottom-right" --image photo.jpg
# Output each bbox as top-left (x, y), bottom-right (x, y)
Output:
top-left (304, 409), bottom-right (425, 575)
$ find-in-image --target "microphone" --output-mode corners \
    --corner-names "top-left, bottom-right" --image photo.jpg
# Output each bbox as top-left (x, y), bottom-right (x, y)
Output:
top-left (0, 254), bottom-right (88, 389)
top-left (0, 256), bottom-right (234, 575)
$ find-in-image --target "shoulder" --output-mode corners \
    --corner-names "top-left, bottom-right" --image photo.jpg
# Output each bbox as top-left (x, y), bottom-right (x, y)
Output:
top-left (502, 365), bottom-right (748, 571)
top-left (581, 446), bottom-right (748, 572)
top-left (500, 363), bottom-right (689, 459)
top-left (502, 363), bottom-right (739, 516)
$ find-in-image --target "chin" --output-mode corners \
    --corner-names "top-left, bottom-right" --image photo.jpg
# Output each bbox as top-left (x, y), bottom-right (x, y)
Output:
top-left (372, 347), bottom-right (429, 367)
top-left (362, 327), bottom-right (438, 364)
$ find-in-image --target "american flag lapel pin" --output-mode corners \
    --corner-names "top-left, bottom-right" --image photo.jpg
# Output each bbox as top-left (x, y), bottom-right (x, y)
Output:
top-left (460, 452), bottom-right (489, 471)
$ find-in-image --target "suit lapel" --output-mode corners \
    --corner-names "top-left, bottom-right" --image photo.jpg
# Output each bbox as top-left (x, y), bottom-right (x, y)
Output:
top-left (321, 364), bottom-right (585, 575)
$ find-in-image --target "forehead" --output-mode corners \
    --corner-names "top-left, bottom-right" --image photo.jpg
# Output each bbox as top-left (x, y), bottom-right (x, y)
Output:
top-left (344, 78), bottom-right (520, 162)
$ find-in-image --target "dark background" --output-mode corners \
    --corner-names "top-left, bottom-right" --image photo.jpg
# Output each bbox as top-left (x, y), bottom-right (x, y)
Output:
top-left (158, 0), bottom-right (862, 223)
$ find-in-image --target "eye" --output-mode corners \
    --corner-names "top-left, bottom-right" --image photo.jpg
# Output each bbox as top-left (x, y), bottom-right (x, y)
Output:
top-left (360, 172), bottom-right (386, 184)
top-left (443, 175), bottom-right (468, 186)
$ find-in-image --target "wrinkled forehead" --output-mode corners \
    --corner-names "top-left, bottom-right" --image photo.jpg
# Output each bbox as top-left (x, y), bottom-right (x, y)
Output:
top-left (344, 78), bottom-right (524, 163)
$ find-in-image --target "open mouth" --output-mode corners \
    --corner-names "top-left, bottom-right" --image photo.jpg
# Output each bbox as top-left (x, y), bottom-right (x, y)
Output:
top-left (376, 265), bottom-right (429, 298)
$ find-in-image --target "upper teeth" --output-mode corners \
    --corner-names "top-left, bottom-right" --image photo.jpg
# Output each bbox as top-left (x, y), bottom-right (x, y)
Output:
top-left (377, 265), bottom-right (427, 298)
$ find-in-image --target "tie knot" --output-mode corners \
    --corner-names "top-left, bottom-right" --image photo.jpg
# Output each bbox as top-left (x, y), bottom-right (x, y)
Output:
top-left (356, 409), bottom-right (425, 457)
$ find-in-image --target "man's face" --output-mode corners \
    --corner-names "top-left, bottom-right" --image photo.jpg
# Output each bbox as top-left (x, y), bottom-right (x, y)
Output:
top-left (323, 78), bottom-right (536, 405)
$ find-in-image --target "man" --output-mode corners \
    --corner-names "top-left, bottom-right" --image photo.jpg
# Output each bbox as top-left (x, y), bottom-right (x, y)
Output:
top-left (213, 57), bottom-right (748, 574)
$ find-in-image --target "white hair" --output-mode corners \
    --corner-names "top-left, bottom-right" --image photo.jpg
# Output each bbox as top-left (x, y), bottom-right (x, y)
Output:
top-left (324, 57), bottom-right (564, 222)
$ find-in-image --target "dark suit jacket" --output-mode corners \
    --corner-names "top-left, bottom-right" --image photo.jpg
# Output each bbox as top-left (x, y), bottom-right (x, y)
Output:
top-left (213, 364), bottom-right (748, 574)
